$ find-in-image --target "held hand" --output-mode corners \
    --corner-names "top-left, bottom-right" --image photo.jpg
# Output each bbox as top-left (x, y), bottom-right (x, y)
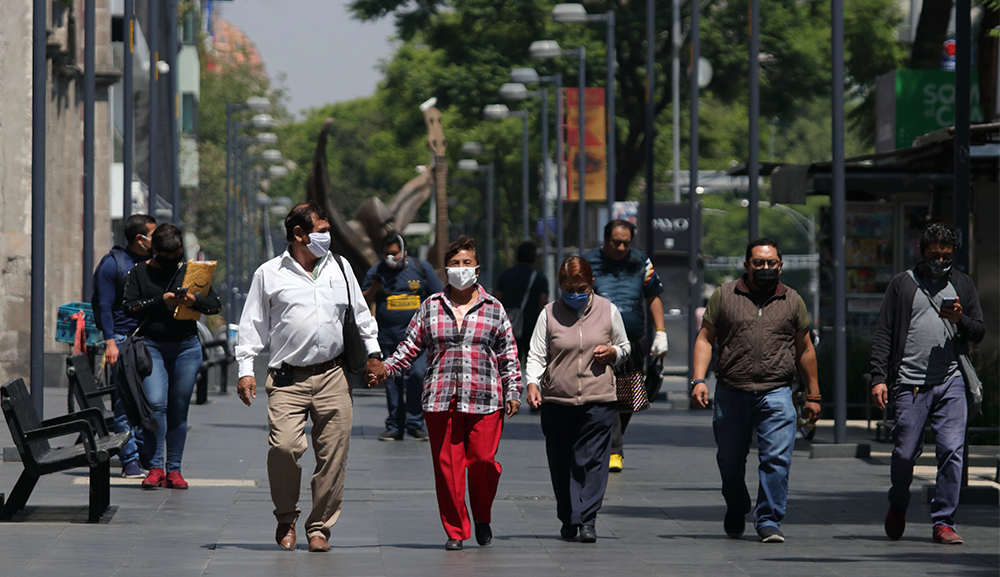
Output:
top-left (802, 400), bottom-right (821, 424)
top-left (105, 339), bottom-right (119, 366)
top-left (650, 330), bottom-right (668, 358)
top-left (593, 345), bottom-right (617, 365)
top-left (366, 358), bottom-right (388, 388)
top-left (163, 292), bottom-right (179, 307)
top-left (506, 399), bottom-right (520, 418)
top-left (690, 382), bottom-right (710, 409)
top-left (237, 376), bottom-right (256, 406)
top-left (526, 383), bottom-right (543, 409)
top-left (181, 292), bottom-right (197, 307)
top-left (871, 383), bottom-right (889, 411)
top-left (939, 297), bottom-right (963, 323)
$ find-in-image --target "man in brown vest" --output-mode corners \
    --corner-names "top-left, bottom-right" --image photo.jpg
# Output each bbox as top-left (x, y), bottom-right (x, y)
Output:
top-left (690, 238), bottom-right (820, 543)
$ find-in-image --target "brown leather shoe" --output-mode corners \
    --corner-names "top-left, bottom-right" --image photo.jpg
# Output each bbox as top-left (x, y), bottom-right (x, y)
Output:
top-left (308, 534), bottom-right (331, 552)
top-left (275, 523), bottom-right (296, 550)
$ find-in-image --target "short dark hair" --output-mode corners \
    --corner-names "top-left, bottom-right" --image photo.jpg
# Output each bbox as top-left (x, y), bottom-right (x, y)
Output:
top-left (444, 235), bottom-right (479, 266)
top-left (919, 222), bottom-right (958, 252)
top-left (557, 256), bottom-right (593, 286)
top-left (604, 219), bottom-right (636, 240)
top-left (516, 241), bottom-right (537, 264)
top-left (284, 201), bottom-right (329, 242)
top-left (745, 237), bottom-right (782, 262)
top-left (124, 214), bottom-right (155, 244)
top-left (152, 223), bottom-right (183, 254)
top-left (381, 232), bottom-right (405, 252)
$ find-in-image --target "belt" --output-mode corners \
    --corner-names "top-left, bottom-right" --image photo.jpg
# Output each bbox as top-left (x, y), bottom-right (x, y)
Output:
top-left (281, 357), bottom-right (341, 374)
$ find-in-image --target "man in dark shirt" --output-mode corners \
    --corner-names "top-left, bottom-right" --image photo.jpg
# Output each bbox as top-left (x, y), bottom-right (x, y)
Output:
top-left (94, 213), bottom-right (156, 477)
top-left (495, 242), bottom-right (548, 364)
top-left (363, 233), bottom-right (443, 441)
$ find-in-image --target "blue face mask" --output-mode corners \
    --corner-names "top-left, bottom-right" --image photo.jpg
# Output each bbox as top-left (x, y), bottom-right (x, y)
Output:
top-left (562, 291), bottom-right (589, 310)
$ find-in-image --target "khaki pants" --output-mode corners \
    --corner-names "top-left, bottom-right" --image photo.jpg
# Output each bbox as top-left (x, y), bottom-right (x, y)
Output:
top-left (266, 364), bottom-right (352, 539)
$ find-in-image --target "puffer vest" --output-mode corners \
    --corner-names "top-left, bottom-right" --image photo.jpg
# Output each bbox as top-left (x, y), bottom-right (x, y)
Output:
top-left (714, 277), bottom-right (801, 393)
top-left (541, 294), bottom-right (618, 405)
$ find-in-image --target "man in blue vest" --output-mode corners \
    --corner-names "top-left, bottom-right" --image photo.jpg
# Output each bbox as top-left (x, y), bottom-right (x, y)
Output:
top-left (94, 213), bottom-right (156, 477)
top-left (363, 233), bottom-right (443, 441)
top-left (584, 220), bottom-right (668, 472)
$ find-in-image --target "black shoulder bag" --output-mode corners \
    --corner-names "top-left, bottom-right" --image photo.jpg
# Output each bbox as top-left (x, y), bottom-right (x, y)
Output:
top-left (332, 255), bottom-right (370, 375)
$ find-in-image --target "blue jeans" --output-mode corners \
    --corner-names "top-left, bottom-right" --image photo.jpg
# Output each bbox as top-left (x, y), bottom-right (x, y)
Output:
top-left (141, 336), bottom-right (202, 472)
top-left (111, 334), bottom-right (146, 466)
top-left (384, 352), bottom-right (426, 434)
top-left (889, 374), bottom-right (967, 528)
top-left (713, 385), bottom-right (795, 532)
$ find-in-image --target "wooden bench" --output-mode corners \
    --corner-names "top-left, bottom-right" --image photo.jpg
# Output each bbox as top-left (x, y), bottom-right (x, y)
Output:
top-left (66, 353), bottom-right (115, 431)
top-left (0, 378), bottom-right (130, 523)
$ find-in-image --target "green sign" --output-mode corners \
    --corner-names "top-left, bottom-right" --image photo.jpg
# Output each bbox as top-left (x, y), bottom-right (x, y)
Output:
top-left (894, 69), bottom-right (983, 149)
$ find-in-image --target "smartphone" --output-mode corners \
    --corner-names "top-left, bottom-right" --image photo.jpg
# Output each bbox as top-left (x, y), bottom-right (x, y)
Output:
top-left (175, 287), bottom-right (189, 296)
top-left (941, 297), bottom-right (957, 309)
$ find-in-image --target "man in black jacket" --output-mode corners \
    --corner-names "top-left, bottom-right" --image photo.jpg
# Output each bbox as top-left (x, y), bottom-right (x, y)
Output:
top-left (870, 223), bottom-right (986, 545)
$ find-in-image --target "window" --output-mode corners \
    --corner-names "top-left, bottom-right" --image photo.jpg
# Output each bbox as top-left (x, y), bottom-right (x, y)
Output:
top-left (182, 93), bottom-right (197, 134)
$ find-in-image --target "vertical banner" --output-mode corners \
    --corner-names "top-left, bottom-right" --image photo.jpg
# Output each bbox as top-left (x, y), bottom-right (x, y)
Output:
top-left (564, 88), bottom-right (607, 201)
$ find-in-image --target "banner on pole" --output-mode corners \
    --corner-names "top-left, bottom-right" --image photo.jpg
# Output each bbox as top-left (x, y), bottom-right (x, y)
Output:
top-left (564, 88), bottom-right (606, 201)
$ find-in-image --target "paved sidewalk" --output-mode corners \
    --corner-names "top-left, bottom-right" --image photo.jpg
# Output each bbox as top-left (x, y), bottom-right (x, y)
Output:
top-left (0, 369), bottom-right (996, 577)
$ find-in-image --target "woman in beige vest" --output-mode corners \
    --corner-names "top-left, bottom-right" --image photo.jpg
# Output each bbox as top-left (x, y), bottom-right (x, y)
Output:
top-left (524, 256), bottom-right (631, 543)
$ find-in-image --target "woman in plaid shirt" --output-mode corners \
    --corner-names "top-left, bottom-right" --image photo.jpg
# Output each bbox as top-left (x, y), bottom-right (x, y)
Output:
top-left (384, 236), bottom-right (523, 551)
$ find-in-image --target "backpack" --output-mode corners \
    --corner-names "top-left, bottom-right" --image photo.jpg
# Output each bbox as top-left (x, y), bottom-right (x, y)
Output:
top-left (91, 246), bottom-right (132, 334)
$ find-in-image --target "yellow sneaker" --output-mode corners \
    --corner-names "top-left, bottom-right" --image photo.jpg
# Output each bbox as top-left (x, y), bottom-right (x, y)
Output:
top-left (609, 454), bottom-right (623, 472)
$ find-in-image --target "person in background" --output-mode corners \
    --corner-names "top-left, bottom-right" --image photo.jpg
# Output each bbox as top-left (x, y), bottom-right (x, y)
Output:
top-left (524, 256), bottom-right (630, 543)
top-left (382, 235), bottom-right (522, 551)
top-left (495, 241), bottom-right (548, 364)
top-left (870, 223), bottom-right (985, 545)
top-left (363, 232), bottom-right (443, 442)
top-left (94, 213), bottom-right (156, 478)
top-left (584, 220), bottom-right (668, 472)
top-left (122, 223), bottom-right (222, 491)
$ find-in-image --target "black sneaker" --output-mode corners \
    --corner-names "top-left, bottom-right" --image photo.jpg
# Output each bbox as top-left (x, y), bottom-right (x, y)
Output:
top-left (758, 526), bottom-right (784, 543)
top-left (408, 428), bottom-right (430, 441)
top-left (579, 525), bottom-right (597, 543)
top-left (378, 430), bottom-right (402, 441)
top-left (475, 522), bottom-right (492, 546)
top-left (724, 509), bottom-right (746, 538)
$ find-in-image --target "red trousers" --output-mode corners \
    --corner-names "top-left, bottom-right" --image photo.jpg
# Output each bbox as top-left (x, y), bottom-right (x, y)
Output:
top-left (424, 399), bottom-right (504, 540)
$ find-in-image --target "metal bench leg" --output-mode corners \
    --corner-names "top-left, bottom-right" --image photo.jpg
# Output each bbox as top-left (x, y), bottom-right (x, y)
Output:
top-left (88, 461), bottom-right (111, 523)
top-left (0, 471), bottom-right (39, 520)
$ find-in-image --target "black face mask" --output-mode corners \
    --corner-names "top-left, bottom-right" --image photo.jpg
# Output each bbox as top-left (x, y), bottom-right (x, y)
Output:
top-left (917, 257), bottom-right (952, 280)
top-left (752, 268), bottom-right (780, 291)
top-left (157, 255), bottom-right (182, 269)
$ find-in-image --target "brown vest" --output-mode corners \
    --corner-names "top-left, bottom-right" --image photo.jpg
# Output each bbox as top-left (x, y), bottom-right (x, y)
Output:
top-left (541, 294), bottom-right (618, 405)
top-left (713, 277), bottom-right (801, 393)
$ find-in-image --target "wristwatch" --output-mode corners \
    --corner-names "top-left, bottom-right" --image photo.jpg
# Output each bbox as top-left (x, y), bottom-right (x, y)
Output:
top-left (368, 352), bottom-right (383, 361)
top-left (690, 378), bottom-right (705, 387)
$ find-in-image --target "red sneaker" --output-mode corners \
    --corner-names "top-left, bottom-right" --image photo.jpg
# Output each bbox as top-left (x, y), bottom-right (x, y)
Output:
top-left (142, 468), bottom-right (166, 489)
top-left (932, 525), bottom-right (964, 544)
top-left (165, 471), bottom-right (189, 489)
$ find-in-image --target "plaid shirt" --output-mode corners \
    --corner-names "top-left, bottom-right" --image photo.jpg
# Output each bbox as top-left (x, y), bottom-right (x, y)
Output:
top-left (385, 285), bottom-right (523, 414)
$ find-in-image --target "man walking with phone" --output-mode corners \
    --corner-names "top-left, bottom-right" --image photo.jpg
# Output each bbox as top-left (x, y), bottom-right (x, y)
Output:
top-left (870, 223), bottom-right (985, 544)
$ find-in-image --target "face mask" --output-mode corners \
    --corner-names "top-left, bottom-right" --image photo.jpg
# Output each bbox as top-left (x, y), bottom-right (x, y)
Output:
top-left (385, 253), bottom-right (406, 270)
top-left (446, 266), bottom-right (478, 290)
top-left (917, 257), bottom-right (952, 280)
top-left (306, 231), bottom-right (331, 258)
top-left (562, 291), bottom-right (589, 310)
top-left (157, 255), bottom-right (182, 269)
top-left (752, 268), bottom-right (780, 291)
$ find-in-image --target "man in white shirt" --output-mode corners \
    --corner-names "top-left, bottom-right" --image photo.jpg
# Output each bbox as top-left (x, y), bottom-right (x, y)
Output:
top-left (236, 201), bottom-right (387, 553)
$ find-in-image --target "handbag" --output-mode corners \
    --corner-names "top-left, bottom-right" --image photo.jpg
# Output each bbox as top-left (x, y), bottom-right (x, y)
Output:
top-left (333, 255), bottom-right (370, 375)
top-left (507, 270), bottom-right (538, 340)
top-left (613, 370), bottom-right (650, 412)
top-left (907, 270), bottom-right (983, 417)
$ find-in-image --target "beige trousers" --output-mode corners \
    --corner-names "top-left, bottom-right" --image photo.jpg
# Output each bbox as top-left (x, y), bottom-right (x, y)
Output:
top-left (266, 364), bottom-right (352, 539)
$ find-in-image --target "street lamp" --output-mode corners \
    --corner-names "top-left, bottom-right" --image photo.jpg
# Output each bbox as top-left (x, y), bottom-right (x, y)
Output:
top-left (482, 102), bottom-right (531, 241)
top-left (530, 39), bottom-right (586, 253)
top-left (512, 67), bottom-right (565, 279)
top-left (256, 132), bottom-right (278, 146)
top-left (251, 113), bottom-right (276, 130)
top-left (552, 3), bottom-right (616, 216)
top-left (458, 156), bottom-right (496, 290)
top-left (501, 82), bottom-right (547, 244)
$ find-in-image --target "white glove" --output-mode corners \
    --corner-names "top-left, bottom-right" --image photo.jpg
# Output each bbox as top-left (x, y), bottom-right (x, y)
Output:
top-left (650, 330), bottom-right (668, 357)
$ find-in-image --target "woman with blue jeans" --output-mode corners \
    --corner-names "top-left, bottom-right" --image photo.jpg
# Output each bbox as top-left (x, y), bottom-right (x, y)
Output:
top-left (123, 223), bottom-right (221, 489)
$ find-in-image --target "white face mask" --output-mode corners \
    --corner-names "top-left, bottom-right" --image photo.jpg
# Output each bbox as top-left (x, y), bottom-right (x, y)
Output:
top-left (446, 266), bottom-right (478, 290)
top-left (306, 231), bottom-right (331, 258)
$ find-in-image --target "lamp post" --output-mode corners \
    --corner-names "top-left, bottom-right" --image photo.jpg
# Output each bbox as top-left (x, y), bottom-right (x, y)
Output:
top-left (123, 0), bottom-right (135, 220)
top-left (512, 68), bottom-right (564, 273)
top-left (530, 40), bottom-right (586, 253)
top-left (551, 3), bottom-right (615, 214)
top-left (483, 102), bottom-right (530, 242)
top-left (83, 0), bottom-right (96, 301)
top-left (457, 158), bottom-right (496, 290)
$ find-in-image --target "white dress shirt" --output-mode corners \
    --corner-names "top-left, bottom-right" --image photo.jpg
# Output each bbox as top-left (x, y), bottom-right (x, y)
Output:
top-left (524, 298), bottom-right (630, 386)
top-left (236, 250), bottom-right (380, 378)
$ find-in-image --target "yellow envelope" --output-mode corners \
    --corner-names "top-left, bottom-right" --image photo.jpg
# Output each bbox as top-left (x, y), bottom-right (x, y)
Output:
top-left (174, 260), bottom-right (217, 321)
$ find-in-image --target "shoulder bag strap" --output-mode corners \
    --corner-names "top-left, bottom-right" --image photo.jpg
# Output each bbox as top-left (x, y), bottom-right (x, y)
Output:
top-left (332, 255), bottom-right (353, 309)
top-left (520, 270), bottom-right (538, 310)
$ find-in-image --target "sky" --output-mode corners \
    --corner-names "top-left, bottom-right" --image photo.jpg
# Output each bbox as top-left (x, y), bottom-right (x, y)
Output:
top-left (214, 0), bottom-right (398, 117)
